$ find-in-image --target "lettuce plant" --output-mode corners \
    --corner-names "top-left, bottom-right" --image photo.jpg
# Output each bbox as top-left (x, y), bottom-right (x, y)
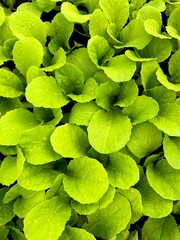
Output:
top-left (0, 0), bottom-right (180, 239)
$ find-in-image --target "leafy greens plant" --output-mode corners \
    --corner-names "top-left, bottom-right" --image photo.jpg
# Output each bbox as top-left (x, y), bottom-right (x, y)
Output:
top-left (0, 0), bottom-right (180, 239)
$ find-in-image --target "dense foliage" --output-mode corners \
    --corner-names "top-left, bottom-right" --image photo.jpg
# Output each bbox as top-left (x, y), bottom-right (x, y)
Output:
top-left (0, 0), bottom-right (180, 239)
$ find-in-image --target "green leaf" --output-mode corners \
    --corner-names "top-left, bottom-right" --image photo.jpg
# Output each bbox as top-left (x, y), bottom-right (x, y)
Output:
top-left (142, 58), bottom-right (157, 86)
top-left (18, 162), bottom-right (59, 191)
top-left (71, 199), bottom-right (99, 215)
top-left (163, 134), bottom-right (180, 169)
top-left (68, 78), bottom-right (98, 103)
top-left (60, 226), bottom-right (96, 240)
top-left (106, 152), bottom-right (139, 189)
top-left (123, 96), bottom-right (159, 125)
top-left (89, 9), bottom-right (108, 38)
top-left (99, 0), bottom-right (129, 32)
top-left (125, 50), bottom-right (157, 62)
top-left (118, 188), bottom-right (143, 224)
top-left (168, 49), bottom-right (180, 83)
top-left (19, 125), bottom-right (60, 165)
top-left (42, 48), bottom-right (66, 72)
top-left (144, 19), bottom-right (171, 39)
top-left (9, 10), bottom-right (46, 45)
top-left (156, 67), bottom-right (180, 92)
top-left (8, 227), bottom-right (26, 240)
top-left (63, 156), bottom-right (109, 204)
top-left (88, 109), bottom-right (132, 154)
top-left (98, 185), bottom-right (115, 209)
top-left (84, 192), bottom-right (131, 239)
top-left (137, 5), bottom-right (162, 24)
top-left (55, 62), bottom-right (84, 95)
top-left (45, 174), bottom-right (64, 200)
top-left (147, 159), bottom-right (180, 200)
top-left (0, 6), bottom-right (5, 27)
top-left (137, 170), bottom-right (173, 218)
top-left (115, 80), bottom-right (138, 107)
top-left (67, 48), bottom-right (98, 80)
top-left (142, 215), bottom-right (179, 240)
top-left (61, 2), bottom-right (92, 23)
top-left (0, 68), bottom-right (24, 98)
top-left (119, 18), bottom-right (152, 50)
top-left (127, 121), bottom-right (162, 158)
top-left (101, 55), bottom-right (136, 82)
top-left (147, 85), bottom-right (176, 105)
top-left (25, 76), bottom-right (69, 108)
top-left (150, 103), bottom-right (180, 136)
top-left (14, 191), bottom-right (45, 218)
top-left (0, 147), bottom-right (25, 186)
top-left (96, 81), bottom-right (120, 111)
top-left (51, 12), bottom-right (74, 49)
top-left (24, 196), bottom-right (71, 240)
top-left (0, 188), bottom-right (14, 225)
top-left (26, 66), bottom-right (46, 84)
top-left (87, 36), bottom-right (115, 67)
top-left (166, 25), bottom-right (180, 41)
top-left (69, 102), bottom-right (99, 126)
top-left (50, 123), bottom-right (90, 158)
top-left (0, 108), bottom-right (39, 146)
top-left (32, 0), bottom-right (56, 12)
top-left (140, 38), bottom-right (172, 63)
top-left (17, 2), bottom-right (42, 17)
top-left (13, 37), bottom-right (43, 76)
top-left (146, 0), bottom-right (166, 12)
top-left (168, 7), bottom-right (180, 37)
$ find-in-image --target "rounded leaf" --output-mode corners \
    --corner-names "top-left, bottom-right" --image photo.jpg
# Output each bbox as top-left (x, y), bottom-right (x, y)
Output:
top-left (147, 159), bottom-right (180, 200)
top-left (63, 157), bottom-right (109, 204)
top-left (50, 124), bottom-right (90, 158)
top-left (88, 109), bottom-right (132, 154)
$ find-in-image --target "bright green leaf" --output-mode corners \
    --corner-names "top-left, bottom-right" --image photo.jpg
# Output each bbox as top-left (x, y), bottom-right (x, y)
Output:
top-left (0, 188), bottom-right (14, 226)
top-left (150, 103), bottom-right (180, 136)
top-left (19, 125), bottom-right (60, 165)
top-left (69, 102), bottom-right (99, 126)
top-left (123, 96), bottom-right (159, 125)
top-left (137, 171), bottom-right (173, 218)
top-left (89, 9), bottom-right (108, 38)
top-left (101, 55), bottom-right (136, 82)
top-left (60, 226), bottom-right (96, 240)
top-left (61, 2), bottom-right (92, 23)
top-left (99, 0), bottom-right (129, 32)
top-left (9, 10), bottom-right (46, 45)
top-left (106, 152), bottom-right (139, 189)
top-left (63, 156), bottom-right (109, 204)
top-left (71, 199), bottom-right (99, 215)
top-left (87, 36), bottom-right (114, 67)
top-left (141, 61), bottom-right (159, 90)
top-left (142, 215), bottom-right (179, 240)
top-left (0, 6), bottom-right (5, 27)
top-left (0, 68), bottom-right (24, 98)
top-left (88, 109), bottom-right (132, 154)
top-left (24, 196), bottom-right (71, 240)
top-left (0, 108), bottom-right (39, 146)
top-left (118, 188), bottom-right (143, 224)
top-left (14, 191), bottom-right (45, 218)
top-left (119, 18), bottom-right (152, 50)
top-left (147, 85), bottom-right (176, 105)
top-left (25, 76), bottom-right (69, 108)
top-left (84, 192), bottom-right (131, 239)
top-left (127, 121), bottom-right (162, 158)
top-left (147, 159), bottom-right (180, 200)
top-left (18, 162), bottom-right (59, 191)
top-left (55, 62), bottom-right (84, 95)
top-left (13, 37), bottom-right (43, 76)
top-left (0, 147), bottom-right (25, 186)
top-left (50, 123), bottom-right (90, 158)
top-left (163, 134), bottom-right (180, 169)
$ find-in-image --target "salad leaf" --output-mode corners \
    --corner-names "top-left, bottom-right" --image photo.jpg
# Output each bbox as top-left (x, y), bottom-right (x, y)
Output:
top-left (50, 123), bottom-right (90, 158)
top-left (88, 109), bottom-right (132, 154)
top-left (63, 156), bottom-right (109, 204)
top-left (24, 196), bottom-right (71, 240)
